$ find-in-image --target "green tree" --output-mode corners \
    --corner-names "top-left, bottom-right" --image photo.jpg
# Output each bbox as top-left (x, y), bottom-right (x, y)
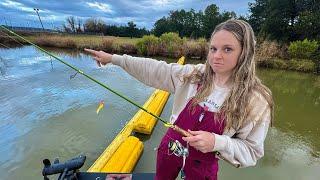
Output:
top-left (153, 17), bottom-right (171, 36)
top-left (248, 0), bottom-right (267, 34)
top-left (203, 4), bottom-right (220, 38)
top-left (249, 0), bottom-right (320, 42)
top-left (182, 9), bottom-right (203, 39)
top-left (249, 0), bottom-right (295, 41)
top-left (152, 4), bottom-right (236, 38)
top-left (295, 10), bottom-right (320, 40)
top-left (127, 21), bottom-right (137, 38)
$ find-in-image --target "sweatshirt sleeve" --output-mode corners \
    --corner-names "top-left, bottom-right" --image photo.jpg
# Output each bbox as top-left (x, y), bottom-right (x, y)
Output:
top-left (212, 92), bottom-right (271, 168)
top-left (111, 54), bottom-right (199, 93)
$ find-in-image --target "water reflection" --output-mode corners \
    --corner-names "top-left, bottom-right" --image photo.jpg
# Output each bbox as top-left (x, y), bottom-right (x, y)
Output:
top-left (258, 69), bottom-right (320, 154)
top-left (263, 128), bottom-right (319, 166)
top-left (41, 47), bottom-right (83, 58)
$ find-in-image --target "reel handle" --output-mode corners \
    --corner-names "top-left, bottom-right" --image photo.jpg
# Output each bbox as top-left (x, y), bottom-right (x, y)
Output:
top-left (172, 125), bottom-right (192, 137)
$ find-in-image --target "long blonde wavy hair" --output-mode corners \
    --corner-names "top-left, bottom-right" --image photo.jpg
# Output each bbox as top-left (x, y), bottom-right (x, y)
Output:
top-left (185, 19), bottom-right (274, 130)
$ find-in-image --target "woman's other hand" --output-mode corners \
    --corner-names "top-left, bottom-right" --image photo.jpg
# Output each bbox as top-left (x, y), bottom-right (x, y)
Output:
top-left (84, 48), bottom-right (112, 67)
top-left (182, 130), bottom-right (216, 153)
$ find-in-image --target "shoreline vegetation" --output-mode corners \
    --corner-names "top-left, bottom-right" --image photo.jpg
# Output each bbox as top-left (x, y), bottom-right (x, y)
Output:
top-left (0, 31), bottom-right (319, 74)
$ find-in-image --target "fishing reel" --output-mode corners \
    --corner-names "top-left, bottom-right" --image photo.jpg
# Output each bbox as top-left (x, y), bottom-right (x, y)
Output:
top-left (42, 155), bottom-right (86, 180)
top-left (168, 140), bottom-right (189, 157)
top-left (168, 140), bottom-right (189, 179)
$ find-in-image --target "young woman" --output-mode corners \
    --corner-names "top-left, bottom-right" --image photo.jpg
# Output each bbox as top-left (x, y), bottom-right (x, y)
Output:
top-left (85, 19), bottom-right (274, 180)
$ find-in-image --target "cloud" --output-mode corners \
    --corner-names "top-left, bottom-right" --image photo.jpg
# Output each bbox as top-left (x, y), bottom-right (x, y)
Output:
top-left (147, 0), bottom-right (184, 7)
top-left (1, 0), bottom-right (34, 13)
top-left (86, 2), bottom-right (113, 13)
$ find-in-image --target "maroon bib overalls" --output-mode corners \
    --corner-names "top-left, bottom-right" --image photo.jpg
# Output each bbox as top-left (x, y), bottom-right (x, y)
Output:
top-left (156, 98), bottom-right (225, 180)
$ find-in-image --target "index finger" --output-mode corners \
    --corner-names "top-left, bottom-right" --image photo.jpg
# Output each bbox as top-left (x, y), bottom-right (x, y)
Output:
top-left (188, 129), bottom-right (203, 135)
top-left (84, 48), bottom-right (98, 55)
top-left (182, 135), bottom-right (200, 142)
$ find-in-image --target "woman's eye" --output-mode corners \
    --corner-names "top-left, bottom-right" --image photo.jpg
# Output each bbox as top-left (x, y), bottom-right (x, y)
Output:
top-left (210, 47), bottom-right (217, 52)
top-left (225, 48), bottom-right (232, 52)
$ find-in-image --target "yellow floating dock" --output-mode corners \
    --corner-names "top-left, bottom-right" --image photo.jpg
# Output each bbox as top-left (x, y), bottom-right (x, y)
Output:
top-left (87, 57), bottom-right (185, 173)
top-left (133, 89), bottom-right (170, 134)
top-left (101, 136), bottom-right (143, 172)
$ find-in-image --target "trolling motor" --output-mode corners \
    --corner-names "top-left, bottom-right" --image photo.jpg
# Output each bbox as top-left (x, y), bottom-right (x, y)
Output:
top-left (42, 155), bottom-right (86, 180)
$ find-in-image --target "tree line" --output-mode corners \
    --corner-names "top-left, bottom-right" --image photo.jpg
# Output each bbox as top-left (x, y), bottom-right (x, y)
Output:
top-left (152, 4), bottom-right (238, 39)
top-left (63, 0), bottom-right (320, 42)
top-left (63, 17), bottom-right (149, 38)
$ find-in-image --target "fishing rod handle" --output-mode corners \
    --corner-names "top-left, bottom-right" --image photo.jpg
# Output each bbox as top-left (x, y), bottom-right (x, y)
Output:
top-left (172, 125), bottom-right (192, 137)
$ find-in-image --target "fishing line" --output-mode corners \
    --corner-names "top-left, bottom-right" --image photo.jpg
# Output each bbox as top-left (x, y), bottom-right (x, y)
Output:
top-left (69, 71), bottom-right (78, 79)
top-left (0, 25), bottom-right (188, 134)
top-left (50, 57), bottom-right (54, 70)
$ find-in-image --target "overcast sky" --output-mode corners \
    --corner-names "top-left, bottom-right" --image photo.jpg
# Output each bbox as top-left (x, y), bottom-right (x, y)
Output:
top-left (0, 0), bottom-right (253, 30)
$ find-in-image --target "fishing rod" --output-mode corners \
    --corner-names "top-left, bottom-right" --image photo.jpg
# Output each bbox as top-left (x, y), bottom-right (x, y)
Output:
top-left (0, 25), bottom-right (192, 137)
